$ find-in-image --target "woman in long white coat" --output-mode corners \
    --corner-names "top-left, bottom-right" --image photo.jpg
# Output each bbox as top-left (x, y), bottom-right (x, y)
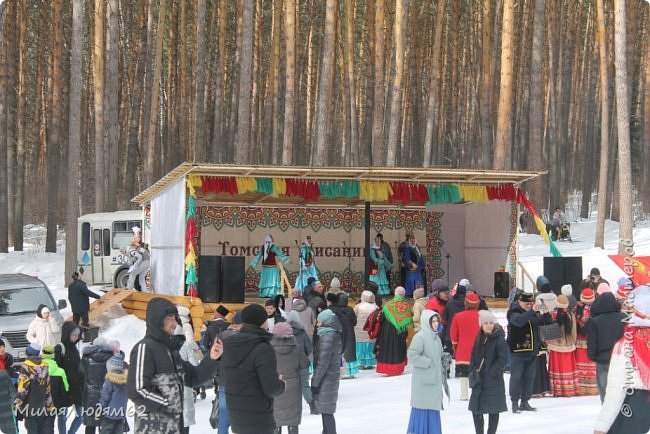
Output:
top-left (26, 304), bottom-right (60, 347)
top-left (407, 310), bottom-right (444, 434)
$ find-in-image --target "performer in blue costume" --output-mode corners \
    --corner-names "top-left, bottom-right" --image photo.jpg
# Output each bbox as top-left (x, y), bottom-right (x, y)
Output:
top-left (403, 234), bottom-right (426, 297)
top-left (250, 234), bottom-right (290, 297)
top-left (295, 235), bottom-right (318, 294)
top-left (369, 236), bottom-right (393, 295)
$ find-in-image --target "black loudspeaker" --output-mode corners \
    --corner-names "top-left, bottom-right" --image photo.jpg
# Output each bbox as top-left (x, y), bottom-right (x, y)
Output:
top-left (198, 256), bottom-right (221, 303)
top-left (220, 256), bottom-right (246, 303)
top-left (543, 257), bottom-right (583, 297)
top-left (494, 272), bottom-right (510, 298)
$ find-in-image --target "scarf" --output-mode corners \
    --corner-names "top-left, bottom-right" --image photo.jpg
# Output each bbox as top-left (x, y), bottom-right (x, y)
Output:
top-left (382, 295), bottom-right (413, 333)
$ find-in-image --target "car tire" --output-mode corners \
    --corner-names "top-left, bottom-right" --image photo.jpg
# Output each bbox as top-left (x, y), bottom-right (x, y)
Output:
top-left (115, 269), bottom-right (130, 289)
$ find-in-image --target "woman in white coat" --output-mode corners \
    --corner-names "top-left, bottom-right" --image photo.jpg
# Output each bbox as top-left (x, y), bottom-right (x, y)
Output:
top-left (26, 304), bottom-right (60, 347)
top-left (407, 310), bottom-right (444, 434)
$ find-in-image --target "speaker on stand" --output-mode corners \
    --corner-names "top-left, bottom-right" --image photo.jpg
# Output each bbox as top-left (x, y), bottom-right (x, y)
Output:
top-left (494, 272), bottom-right (510, 298)
top-left (543, 256), bottom-right (583, 298)
top-left (220, 256), bottom-right (246, 303)
top-left (198, 256), bottom-right (221, 303)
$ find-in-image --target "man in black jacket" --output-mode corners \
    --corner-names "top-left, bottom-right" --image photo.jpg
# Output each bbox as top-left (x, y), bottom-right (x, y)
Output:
top-left (506, 292), bottom-right (544, 413)
top-left (222, 303), bottom-right (286, 434)
top-left (587, 292), bottom-right (626, 402)
top-left (67, 271), bottom-right (101, 327)
top-left (128, 298), bottom-right (222, 434)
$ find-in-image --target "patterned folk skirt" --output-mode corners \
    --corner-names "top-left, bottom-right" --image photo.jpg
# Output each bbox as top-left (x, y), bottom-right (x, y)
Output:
top-left (575, 336), bottom-right (598, 396)
top-left (548, 350), bottom-right (579, 397)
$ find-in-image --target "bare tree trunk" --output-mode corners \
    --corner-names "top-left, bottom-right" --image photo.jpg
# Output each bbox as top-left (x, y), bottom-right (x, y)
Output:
top-left (386, 0), bottom-right (408, 166)
top-left (93, 0), bottom-right (105, 211)
top-left (0, 3), bottom-right (8, 252)
top-left (104, 0), bottom-right (119, 211)
top-left (494, 0), bottom-right (514, 169)
top-left (478, 0), bottom-right (492, 168)
top-left (234, 0), bottom-right (255, 163)
top-left (343, 0), bottom-right (358, 165)
top-left (613, 0), bottom-right (633, 254)
top-left (5, 1), bottom-right (15, 247)
top-left (45, 0), bottom-right (65, 253)
top-left (145, 0), bottom-right (166, 186)
top-left (423, 0), bottom-right (445, 167)
top-left (371, 0), bottom-right (385, 165)
top-left (311, 0), bottom-right (338, 165)
top-left (66, 0), bottom-right (84, 282)
top-left (282, 0), bottom-right (296, 164)
top-left (644, 34), bottom-right (650, 213)
top-left (527, 0), bottom-right (545, 209)
top-left (264, 0), bottom-right (281, 163)
top-left (14, 0), bottom-right (26, 251)
top-left (211, 0), bottom-right (228, 162)
top-left (594, 0), bottom-right (609, 248)
top-left (192, 0), bottom-right (207, 161)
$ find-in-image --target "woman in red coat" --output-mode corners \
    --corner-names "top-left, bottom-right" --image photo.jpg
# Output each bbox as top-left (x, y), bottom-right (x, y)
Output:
top-left (450, 291), bottom-right (481, 401)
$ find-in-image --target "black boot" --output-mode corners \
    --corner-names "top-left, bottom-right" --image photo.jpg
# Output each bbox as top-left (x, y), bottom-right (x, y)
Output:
top-left (511, 400), bottom-right (520, 414)
top-left (519, 400), bottom-right (536, 411)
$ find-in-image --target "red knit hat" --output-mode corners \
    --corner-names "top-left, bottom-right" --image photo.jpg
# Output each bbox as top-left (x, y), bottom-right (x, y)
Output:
top-left (465, 292), bottom-right (480, 304)
top-left (580, 288), bottom-right (595, 304)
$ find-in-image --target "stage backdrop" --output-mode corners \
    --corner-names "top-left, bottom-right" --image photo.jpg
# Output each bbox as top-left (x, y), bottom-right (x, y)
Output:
top-left (198, 206), bottom-right (444, 294)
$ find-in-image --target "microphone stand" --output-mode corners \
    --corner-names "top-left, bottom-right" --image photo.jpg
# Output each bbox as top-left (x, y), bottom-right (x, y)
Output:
top-left (343, 240), bottom-right (353, 274)
top-left (439, 243), bottom-right (451, 287)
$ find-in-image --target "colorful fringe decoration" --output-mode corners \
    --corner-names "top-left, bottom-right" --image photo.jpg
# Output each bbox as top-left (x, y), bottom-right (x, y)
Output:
top-left (516, 188), bottom-right (562, 257)
top-left (459, 185), bottom-right (489, 203)
top-left (185, 176), bottom-right (201, 298)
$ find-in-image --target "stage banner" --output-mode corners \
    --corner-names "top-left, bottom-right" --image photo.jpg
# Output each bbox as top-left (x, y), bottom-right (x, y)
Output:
top-left (199, 207), bottom-right (443, 294)
top-left (608, 255), bottom-right (650, 286)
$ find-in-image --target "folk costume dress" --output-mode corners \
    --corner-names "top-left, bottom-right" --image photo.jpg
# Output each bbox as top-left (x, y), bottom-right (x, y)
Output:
top-left (250, 235), bottom-right (290, 298)
top-left (547, 309), bottom-right (579, 397)
top-left (403, 244), bottom-right (426, 297)
top-left (575, 302), bottom-right (598, 396)
top-left (375, 295), bottom-right (413, 376)
top-left (369, 244), bottom-right (393, 296)
top-left (295, 237), bottom-right (318, 293)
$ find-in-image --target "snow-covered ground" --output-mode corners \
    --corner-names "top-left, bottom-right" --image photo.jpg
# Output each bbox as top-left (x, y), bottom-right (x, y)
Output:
top-left (1, 215), bottom-right (649, 433)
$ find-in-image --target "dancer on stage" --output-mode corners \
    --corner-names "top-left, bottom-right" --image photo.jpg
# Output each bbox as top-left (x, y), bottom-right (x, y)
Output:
top-left (403, 234), bottom-right (426, 297)
top-left (250, 234), bottom-right (290, 298)
top-left (369, 236), bottom-right (392, 296)
top-left (295, 235), bottom-right (318, 294)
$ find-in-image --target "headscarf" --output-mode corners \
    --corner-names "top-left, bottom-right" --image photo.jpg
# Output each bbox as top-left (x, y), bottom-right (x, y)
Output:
top-left (316, 310), bottom-right (336, 336)
top-left (263, 234), bottom-right (273, 261)
top-left (382, 290), bottom-right (413, 333)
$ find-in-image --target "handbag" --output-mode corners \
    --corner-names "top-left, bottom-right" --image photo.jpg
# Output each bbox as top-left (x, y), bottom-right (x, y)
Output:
top-left (209, 397), bottom-right (220, 429)
top-left (539, 322), bottom-right (562, 342)
top-left (468, 358), bottom-right (484, 388)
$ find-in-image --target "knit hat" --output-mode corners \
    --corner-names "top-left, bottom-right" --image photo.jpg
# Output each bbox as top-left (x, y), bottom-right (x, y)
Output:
top-left (597, 283), bottom-right (612, 296)
top-left (556, 294), bottom-right (569, 309)
top-left (216, 305), bottom-right (230, 317)
top-left (413, 287), bottom-right (425, 299)
top-left (272, 322), bottom-right (293, 336)
top-left (25, 343), bottom-right (41, 357)
top-left (465, 292), bottom-right (480, 304)
top-left (590, 267), bottom-right (601, 276)
top-left (536, 276), bottom-right (551, 293)
top-left (37, 304), bottom-right (50, 318)
top-left (629, 285), bottom-right (650, 327)
top-left (317, 309), bottom-right (335, 323)
top-left (580, 288), bottom-right (595, 304)
top-left (176, 304), bottom-right (191, 318)
top-left (329, 277), bottom-right (341, 291)
top-left (241, 304), bottom-right (268, 328)
top-left (561, 284), bottom-right (573, 297)
top-left (429, 279), bottom-right (446, 296)
top-left (41, 344), bottom-right (55, 359)
top-left (519, 292), bottom-right (535, 303)
top-left (459, 278), bottom-right (470, 288)
top-left (106, 355), bottom-right (125, 373)
top-left (307, 277), bottom-right (316, 286)
top-left (394, 286), bottom-right (406, 297)
top-left (109, 340), bottom-right (121, 354)
top-left (479, 310), bottom-right (497, 326)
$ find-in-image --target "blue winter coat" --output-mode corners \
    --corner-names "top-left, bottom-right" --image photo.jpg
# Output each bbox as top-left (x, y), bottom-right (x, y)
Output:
top-left (99, 370), bottom-right (128, 420)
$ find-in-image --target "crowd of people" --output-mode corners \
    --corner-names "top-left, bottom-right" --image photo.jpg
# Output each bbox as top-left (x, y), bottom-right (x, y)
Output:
top-left (1, 261), bottom-right (649, 434)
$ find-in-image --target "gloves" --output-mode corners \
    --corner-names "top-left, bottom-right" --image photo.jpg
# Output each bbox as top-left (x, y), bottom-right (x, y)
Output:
top-left (310, 383), bottom-right (320, 396)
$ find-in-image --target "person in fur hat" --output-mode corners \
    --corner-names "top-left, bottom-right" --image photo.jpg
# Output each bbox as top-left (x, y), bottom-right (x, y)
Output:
top-left (546, 295), bottom-right (578, 397)
top-left (98, 355), bottom-right (128, 434)
top-left (450, 291), bottom-right (481, 400)
top-left (594, 285), bottom-right (650, 434)
top-left (26, 304), bottom-right (61, 348)
top-left (574, 288), bottom-right (598, 396)
top-left (468, 310), bottom-right (508, 434)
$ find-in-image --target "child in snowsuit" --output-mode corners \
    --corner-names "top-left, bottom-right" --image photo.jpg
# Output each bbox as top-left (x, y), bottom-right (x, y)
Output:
top-left (97, 355), bottom-right (128, 434)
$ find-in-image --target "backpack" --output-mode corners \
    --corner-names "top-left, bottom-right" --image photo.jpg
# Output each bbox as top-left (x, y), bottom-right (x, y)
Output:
top-left (363, 309), bottom-right (382, 339)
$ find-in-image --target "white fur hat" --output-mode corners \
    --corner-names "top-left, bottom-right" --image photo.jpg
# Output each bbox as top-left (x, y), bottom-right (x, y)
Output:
top-left (561, 284), bottom-right (573, 296)
top-left (330, 277), bottom-right (341, 290)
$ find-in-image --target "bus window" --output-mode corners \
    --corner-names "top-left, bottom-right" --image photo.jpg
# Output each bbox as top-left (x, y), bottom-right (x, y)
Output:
top-left (103, 229), bottom-right (111, 256)
top-left (81, 222), bottom-right (91, 251)
top-left (93, 229), bottom-right (102, 256)
top-left (112, 220), bottom-right (142, 250)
